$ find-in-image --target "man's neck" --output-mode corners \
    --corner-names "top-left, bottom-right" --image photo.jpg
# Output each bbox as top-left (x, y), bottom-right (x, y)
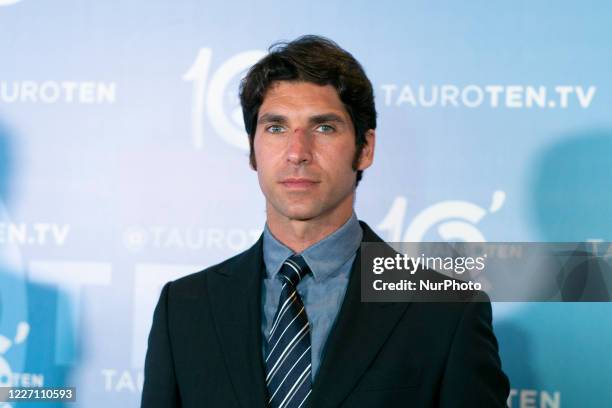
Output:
top-left (266, 200), bottom-right (354, 253)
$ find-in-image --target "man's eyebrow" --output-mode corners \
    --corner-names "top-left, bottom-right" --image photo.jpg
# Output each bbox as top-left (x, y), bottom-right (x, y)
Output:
top-left (257, 112), bottom-right (347, 125)
top-left (309, 113), bottom-right (346, 124)
top-left (257, 113), bottom-right (287, 124)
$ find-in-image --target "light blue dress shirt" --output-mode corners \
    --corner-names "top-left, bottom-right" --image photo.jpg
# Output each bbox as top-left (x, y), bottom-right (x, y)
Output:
top-left (261, 212), bottom-right (363, 380)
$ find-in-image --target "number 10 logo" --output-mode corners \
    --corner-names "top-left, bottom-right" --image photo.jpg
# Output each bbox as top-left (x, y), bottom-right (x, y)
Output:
top-left (183, 48), bottom-right (266, 150)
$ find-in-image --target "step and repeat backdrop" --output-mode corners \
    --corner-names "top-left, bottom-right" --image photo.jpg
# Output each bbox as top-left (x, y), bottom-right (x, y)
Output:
top-left (1, 0), bottom-right (611, 407)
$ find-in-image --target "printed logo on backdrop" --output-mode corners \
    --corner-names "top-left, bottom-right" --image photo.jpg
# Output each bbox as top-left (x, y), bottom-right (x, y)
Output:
top-left (0, 223), bottom-right (70, 246)
top-left (0, 203), bottom-right (45, 407)
top-left (380, 84), bottom-right (596, 109)
top-left (183, 48), bottom-right (265, 150)
top-left (0, 82), bottom-right (116, 105)
top-left (378, 190), bottom-right (506, 242)
top-left (0, 323), bottom-right (36, 388)
top-left (508, 389), bottom-right (561, 408)
top-left (122, 225), bottom-right (261, 253)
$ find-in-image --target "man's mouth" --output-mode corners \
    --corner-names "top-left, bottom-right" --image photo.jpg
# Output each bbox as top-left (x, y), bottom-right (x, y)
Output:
top-left (279, 178), bottom-right (319, 189)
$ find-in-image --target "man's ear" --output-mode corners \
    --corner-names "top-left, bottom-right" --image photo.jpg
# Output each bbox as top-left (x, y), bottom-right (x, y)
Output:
top-left (357, 129), bottom-right (375, 171)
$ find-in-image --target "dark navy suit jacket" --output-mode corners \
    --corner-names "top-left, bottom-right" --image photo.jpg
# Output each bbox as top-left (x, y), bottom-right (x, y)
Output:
top-left (141, 221), bottom-right (510, 407)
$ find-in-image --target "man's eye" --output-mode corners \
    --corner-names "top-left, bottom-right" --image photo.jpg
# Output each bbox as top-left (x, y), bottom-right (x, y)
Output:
top-left (316, 124), bottom-right (335, 133)
top-left (267, 125), bottom-right (285, 133)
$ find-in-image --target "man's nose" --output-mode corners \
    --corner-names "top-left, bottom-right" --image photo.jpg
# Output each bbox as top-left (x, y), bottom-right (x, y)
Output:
top-left (286, 128), bottom-right (313, 165)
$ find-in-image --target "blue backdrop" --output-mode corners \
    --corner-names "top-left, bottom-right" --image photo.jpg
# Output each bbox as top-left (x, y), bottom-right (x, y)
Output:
top-left (0, 0), bottom-right (611, 406)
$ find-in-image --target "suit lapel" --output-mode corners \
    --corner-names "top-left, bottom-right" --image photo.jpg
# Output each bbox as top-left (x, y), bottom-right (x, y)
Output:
top-left (309, 222), bottom-right (411, 408)
top-left (207, 221), bottom-right (410, 408)
top-left (208, 236), bottom-right (268, 408)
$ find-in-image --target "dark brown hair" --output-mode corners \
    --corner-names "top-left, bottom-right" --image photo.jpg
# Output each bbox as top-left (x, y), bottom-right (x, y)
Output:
top-left (239, 35), bottom-right (377, 185)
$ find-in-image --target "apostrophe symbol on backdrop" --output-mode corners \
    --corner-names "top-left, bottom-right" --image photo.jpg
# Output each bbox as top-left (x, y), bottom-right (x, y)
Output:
top-left (378, 190), bottom-right (506, 242)
top-left (183, 48), bottom-right (266, 150)
top-left (0, 322), bottom-right (30, 387)
top-left (0, 0), bottom-right (22, 6)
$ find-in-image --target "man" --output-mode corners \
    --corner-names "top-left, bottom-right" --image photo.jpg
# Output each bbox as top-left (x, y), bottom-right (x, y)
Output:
top-left (141, 35), bottom-right (510, 407)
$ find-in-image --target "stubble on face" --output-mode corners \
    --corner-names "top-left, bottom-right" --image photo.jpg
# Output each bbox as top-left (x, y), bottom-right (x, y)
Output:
top-left (252, 81), bottom-right (364, 244)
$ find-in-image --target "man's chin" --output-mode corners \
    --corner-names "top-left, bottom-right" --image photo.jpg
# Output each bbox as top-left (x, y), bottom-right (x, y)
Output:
top-left (274, 204), bottom-right (322, 222)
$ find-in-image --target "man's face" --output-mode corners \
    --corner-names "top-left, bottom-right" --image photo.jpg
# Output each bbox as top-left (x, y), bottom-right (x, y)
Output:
top-left (253, 81), bottom-right (374, 223)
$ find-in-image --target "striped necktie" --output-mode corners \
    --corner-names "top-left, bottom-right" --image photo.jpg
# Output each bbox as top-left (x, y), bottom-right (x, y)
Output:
top-left (265, 254), bottom-right (312, 408)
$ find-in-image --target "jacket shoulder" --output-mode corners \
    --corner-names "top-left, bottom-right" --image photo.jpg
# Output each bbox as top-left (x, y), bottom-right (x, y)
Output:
top-left (168, 243), bottom-right (257, 296)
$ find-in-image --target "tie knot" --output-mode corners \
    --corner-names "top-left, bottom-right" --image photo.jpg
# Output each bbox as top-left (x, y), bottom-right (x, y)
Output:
top-left (278, 254), bottom-right (311, 287)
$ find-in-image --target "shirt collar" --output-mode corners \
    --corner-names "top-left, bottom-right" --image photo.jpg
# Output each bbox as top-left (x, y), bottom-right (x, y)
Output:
top-left (262, 212), bottom-right (363, 282)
